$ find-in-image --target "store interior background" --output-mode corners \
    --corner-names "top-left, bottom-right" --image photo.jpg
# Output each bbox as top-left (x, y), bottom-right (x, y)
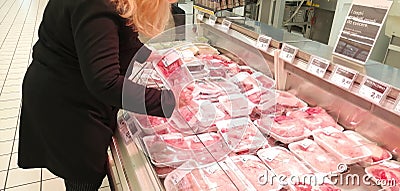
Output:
top-left (0, 0), bottom-right (399, 190)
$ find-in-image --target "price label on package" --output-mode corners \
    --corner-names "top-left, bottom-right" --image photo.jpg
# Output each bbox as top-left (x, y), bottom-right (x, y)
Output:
top-left (307, 56), bottom-right (330, 78)
top-left (394, 96), bottom-right (400, 113)
top-left (221, 19), bottom-right (232, 33)
top-left (208, 15), bottom-right (217, 26)
top-left (359, 78), bottom-right (389, 104)
top-left (197, 12), bottom-right (204, 21)
top-left (256, 35), bottom-right (271, 52)
top-left (279, 43), bottom-right (298, 63)
top-left (330, 65), bottom-right (357, 89)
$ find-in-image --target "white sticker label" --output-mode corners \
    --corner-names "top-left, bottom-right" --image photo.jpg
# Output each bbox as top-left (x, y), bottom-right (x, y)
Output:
top-left (330, 65), bottom-right (357, 89)
top-left (261, 150), bottom-right (280, 162)
top-left (381, 162), bottom-right (400, 169)
top-left (205, 165), bottom-right (220, 174)
top-left (197, 12), bottom-right (204, 21)
top-left (300, 139), bottom-right (313, 149)
top-left (221, 19), bottom-right (232, 33)
top-left (160, 133), bottom-right (183, 141)
top-left (307, 56), bottom-right (329, 78)
top-left (279, 43), bottom-right (298, 63)
top-left (162, 50), bottom-right (181, 67)
top-left (208, 15), bottom-right (217, 26)
top-left (256, 35), bottom-right (271, 52)
top-left (394, 96), bottom-right (400, 113)
top-left (170, 170), bottom-right (190, 185)
top-left (359, 78), bottom-right (389, 104)
top-left (322, 126), bottom-right (338, 136)
top-left (180, 49), bottom-right (195, 59)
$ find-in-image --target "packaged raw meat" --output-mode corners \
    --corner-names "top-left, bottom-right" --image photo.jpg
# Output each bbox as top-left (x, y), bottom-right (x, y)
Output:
top-left (291, 182), bottom-right (342, 191)
top-left (257, 147), bottom-right (312, 178)
top-left (288, 107), bottom-right (340, 131)
top-left (155, 166), bottom-right (176, 178)
top-left (207, 77), bottom-right (240, 94)
top-left (343, 131), bottom-right (392, 165)
top-left (153, 49), bottom-right (194, 93)
top-left (164, 160), bottom-right (254, 191)
top-left (239, 66), bottom-right (255, 74)
top-left (218, 94), bottom-right (250, 118)
top-left (143, 132), bottom-right (229, 167)
top-left (216, 118), bottom-right (269, 154)
top-left (288, 139), bottom-right (342, 174)
top-left (132, 114), bottom-right (179, 135)
top-left (251, 72), bottom-right (275, 89)
top-left (185, 60), bottom-right (205, 73)
top-left (254, 115), bottom-right (311, 144)
top-left (262, 90), bottom-right (308, 115)
top-left (194, 43), bottom-right (219, 55)
top-left (313, 127), bottom-right (372, 164)
top-left (365, 161), bottom-right (400, 191)
top-left (229, 72), bottom-right (260, 93)
top-left (229, 155), bottom-right (282, 190)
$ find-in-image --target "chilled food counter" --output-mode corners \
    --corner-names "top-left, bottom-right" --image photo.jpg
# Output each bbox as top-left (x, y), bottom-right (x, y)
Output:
top-left (107, 22), bottom-right (400, 191)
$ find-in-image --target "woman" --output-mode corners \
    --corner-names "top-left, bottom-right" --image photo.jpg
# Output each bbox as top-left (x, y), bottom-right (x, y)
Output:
top-left (18, 0), bottom-right (176, 190)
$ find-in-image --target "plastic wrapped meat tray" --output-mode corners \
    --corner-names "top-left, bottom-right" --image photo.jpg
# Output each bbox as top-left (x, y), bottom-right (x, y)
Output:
top-left (290, 181), bottom-right (342, 191)
top-left (132, 114), bottom-right (180, 135)
top-left (254, 115), bottom-right (311, 144)
top-left (343, 131), bottom-right (392, 165)
top-left (262, 90), bottom-right (308, 115)
top-left (312, 127), bottom-right (372, 164)
top-left (143, 133), bottom-right (230, 167)
top-left (164, 160), bottom-right (255, 191)
top-left (288, 107), bottom-right (342, 131)
top-left (288, 139), bottom-right (342, 174)
top-left (218, 94), bottom-right (250, 118)
top-left (229, 155), bottom-right (282, 190)
top-left (257, 147), bottom-right (312, 177)
top-left (365, 160), bottom-right (400, 191)
top-left (229, 72), bottom-right (260, 93)
top-left (216, 118), bottom-right (269, 154)
top-left (251, 71), bottom-right (275, 89)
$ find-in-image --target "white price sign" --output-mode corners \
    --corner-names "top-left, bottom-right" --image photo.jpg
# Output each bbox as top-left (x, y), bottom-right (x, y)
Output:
top-left (197, 12), bottom-right (204, 21)
top-left (394, 96), bottom-right (400, 113)
top-left (330, 65), bottom-right (357, 89)
top-left (359, 78), bottom-right (389, 104)
top-left (221, 19), bottom-right (232, 33)
top-left (256, 35), bottom-right (271, 52)
top-left (279, 43), bottom-right (298, 63)
top-left (307, 56), bottom-right (330, 78)
top-left (208, 15), bottom-right (217, 26)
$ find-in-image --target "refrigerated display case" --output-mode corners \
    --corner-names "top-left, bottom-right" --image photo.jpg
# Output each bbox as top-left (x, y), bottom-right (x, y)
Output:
top-left (107, 14), bottom-right (400, 191)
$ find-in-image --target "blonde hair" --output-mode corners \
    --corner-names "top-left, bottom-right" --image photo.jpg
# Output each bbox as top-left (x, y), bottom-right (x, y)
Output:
top-left (111, 0), bottom-right (173, 37)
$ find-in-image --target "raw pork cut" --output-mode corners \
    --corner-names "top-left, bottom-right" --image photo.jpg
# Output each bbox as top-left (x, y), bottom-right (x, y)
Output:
top-left (313, 127), bottom-right (371, 164)
top-left (289, 107), bottom-right (339, 131)
top-left (344, 131), bottom-right (392, 164)
top-left (229, 72), bottom-right (259, 93)
top-left (292, 183), bottom-right (341, 191)
top-left (257, 147), bottom-right (312, 177)
top-left (289, 139), bottom-right (341, 173)
top-left (164, 161), bottom-right (250, 191)
top-left (251, 72), bottom-right (275, 89)
top-left (216, 118), bottom-right (268, 154)
top-left (255, 115), bottom-right (310, 143)
top-left (262, 91), bottom-right (307, 115)
top-left (230, 155), bottom-right (281, 190)
top-left (365, 161), bottom-right (400, 191)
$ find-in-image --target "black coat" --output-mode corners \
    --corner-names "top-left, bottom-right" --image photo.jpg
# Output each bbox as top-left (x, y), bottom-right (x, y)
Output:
top-left (18, 0), bottom-right (175, 182)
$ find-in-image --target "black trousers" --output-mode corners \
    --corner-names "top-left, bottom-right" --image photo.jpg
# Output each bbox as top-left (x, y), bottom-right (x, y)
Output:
top-left (64, 179), bottom-right (103, 191)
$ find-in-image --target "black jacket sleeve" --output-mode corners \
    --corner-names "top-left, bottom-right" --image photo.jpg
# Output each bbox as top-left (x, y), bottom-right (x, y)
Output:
top-left (70, 0), bottom-right (175, 117)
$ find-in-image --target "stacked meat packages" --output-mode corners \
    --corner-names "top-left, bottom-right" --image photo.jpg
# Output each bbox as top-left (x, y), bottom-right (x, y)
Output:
top-left (125, 42), bottom-right (396, 191)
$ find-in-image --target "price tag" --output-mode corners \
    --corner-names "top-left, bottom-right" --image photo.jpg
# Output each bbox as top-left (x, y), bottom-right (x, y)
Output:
top-left (306, 56), bottom-right (329, 78)
top-left (221, 19), bottom-right (232, 33)
top-left (260, 149), bottom-right (280, 162)
top-left (256, 35), bottom-right (271, 52)
top-left (208, 15), bottom-right (217, 26)
top-left (322, 126), bottom-right (338, 136)
top-left (161, 50), bottom-right (181, 67)
top-left (359, 78), bottom-right (389, 104)
top-left (279, 43), bottom-right (298, 63)
top-left (300, 139), bottom-right (313, 149)
top-left (393, 96), bottom-right (400, 113)
top-left (197, 12), bottom-right (204, 21)
top-left (170, 170), bottom-right (191, 185)
top-left (330, 65), bottom-right (357, 89)
top-left (198, 133), bottom-right (215, 142)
